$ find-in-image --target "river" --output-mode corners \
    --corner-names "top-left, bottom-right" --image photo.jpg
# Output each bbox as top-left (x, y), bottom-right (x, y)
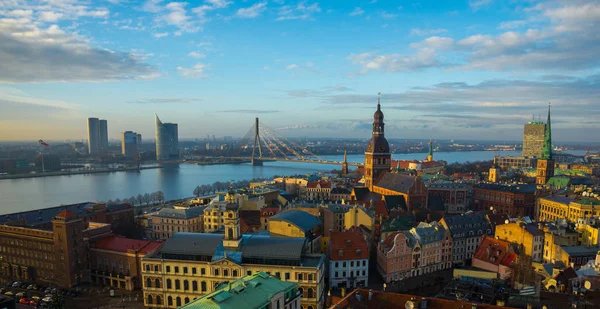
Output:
top-left (0, 150), bottom-right (584, 214)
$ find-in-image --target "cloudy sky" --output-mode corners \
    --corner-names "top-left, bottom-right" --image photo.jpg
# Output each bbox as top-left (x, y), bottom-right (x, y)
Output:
top-left (0, 0), bottom-right (599, 142)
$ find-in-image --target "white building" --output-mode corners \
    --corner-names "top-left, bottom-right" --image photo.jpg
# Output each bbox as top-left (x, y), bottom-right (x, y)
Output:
top-left (328, 230), bottom-right (369, 289)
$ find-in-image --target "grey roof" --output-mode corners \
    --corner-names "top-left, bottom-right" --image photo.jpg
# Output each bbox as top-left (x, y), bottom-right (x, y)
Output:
top-left (561, 245), bottom-right (600, 257)
top-left (375, 173), bottom-right (417, 194)
top-left (270, 210), bottom-right (321, 232)
top-left (155, 206), bottom-right (205, 219)
top-left (326, 204), bottom-right (352, 214)
top-left (383, 195), bottom-right (407, 212)
top-left (413, 225), bottom-right (448, 245)
top-left (442, 213), bottom-right (492, 239)
top-left (427, 195), bottom-right (445, 211)
top-left (541, 196), bottom-right (574, 205)
top-left (159, 233), bottom-right (223, 256)
top-left (523, 223), bottom-right (544, 236)
top-left (0, 202), bottom-right (131, 227)
top-left (331, 187), bottom-right (351, 194)
top-left (241, 235), bottom-right (306, 261)
top-left (474, 183), bottom-right (537, 193)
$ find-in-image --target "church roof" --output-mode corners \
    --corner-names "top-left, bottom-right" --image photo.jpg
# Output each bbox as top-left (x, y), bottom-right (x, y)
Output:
top-left (375, 173), bottom-right (418, 194)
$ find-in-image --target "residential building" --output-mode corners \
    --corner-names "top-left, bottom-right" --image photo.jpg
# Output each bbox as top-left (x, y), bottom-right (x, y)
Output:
top-left (177, 272), bottom-right (300, 309)
top-left (306, 180), bottom-right (332, 201)
top-left (407, 222), bottom-right (453, 277)
top-left (328, 230), bottom-right (369, 289)
top-left (330, 188), bottom-right (351, 202)
top-left (523, 121), bottom-right (546, 157)
top-left (89, 235), bottom-right (162, 291)
top-left (426, 182), bottom-right (469, 214)
top-left (343, 205), bottom-right (374, 232)
top-left (554, 245), bottom-right (600, 268)
top-left (439, 213), bottom-right (493, 266)
top-left (494, 221), bottom-right (544, 262)
top-left (121, 131), bottom-right (138, 157)
top-left (141, 206), bottom-right (325, 309)
top-left (539, 196), bottom-right (600, 222)
top-left (377, 231), bottom-right (412, 283)
top-left (536, 104), bottom-right (554, 186)
top-left (321, 204), bottom-right (352, 236)
top-left (87, 117), bottom-right (100, 154)
top-left (155, 114), bottom-right (179, 160)
top-left (372, 173), bottom-right (428, 212)
top-left (149, 206), bottom-right (205, 240)
top-left (364, 96), bottom-right (391, 191)
top-left (542, 220), bottom-right (579, 263)
top-left (472, 183), bottom-right (537, 218)
top-left (576, 220), bottom-right (600, 246)
top-left (269, 210), bottom-right (322, 254)
top-left (472, 236), bottom-right (516, 280)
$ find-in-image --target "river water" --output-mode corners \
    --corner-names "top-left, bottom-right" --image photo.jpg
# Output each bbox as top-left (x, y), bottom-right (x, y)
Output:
top-left (0, 150), bottom-right (583, 214)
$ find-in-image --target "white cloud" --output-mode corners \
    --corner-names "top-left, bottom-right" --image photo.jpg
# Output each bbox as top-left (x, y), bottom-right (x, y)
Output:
top-left (469, 0), bottom-right (492, 11)
top-left (0, 18), bottom-right (157, 83)
top-left (410, 28), bottom-right (448, 36)
top-left (380, 11), bottom-right (397, 19)
top-left (236, 2), bottom-right (267, 18)
top-left (39, 11), bottom-right (64, 22)
top-left (349, 7), bottom-right (364, 16)
top-left (276, 2), bottom-right (321, 21)
top-left (305, 61), bottom-right (314, 67)
top-left (177, 63), bottom-right (209, 78)
top-left (188, 51), bottom-right (205, 58)
top-left (286, 64), bottom-right (298, 70)
top-left (497, 20), bottom-right (527, 30)
top-left (154, 32), bottom-right (169, 38)
top-left (410, 36), bottom-right (454, 49)
top-left (347, 49), bottom-right (441, 74)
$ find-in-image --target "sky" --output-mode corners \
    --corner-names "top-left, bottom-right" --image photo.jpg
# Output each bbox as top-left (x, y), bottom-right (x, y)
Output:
top-left (0, 0), bottom-right (599, 142)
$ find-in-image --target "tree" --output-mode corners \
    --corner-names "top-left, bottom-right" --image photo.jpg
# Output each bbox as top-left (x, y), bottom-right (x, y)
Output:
top-left (150, 192), bottom-right (158, 204)
top-left (115, 198), bottom-right (121, 204)
top-left (137, 194), bottom-right (144, 206)
top-left (193, 186), bottom-right (201, 197)
top-left (143, 193), bottom-right (151, 205)
top-left (156, 191), bottom-right (164, 203)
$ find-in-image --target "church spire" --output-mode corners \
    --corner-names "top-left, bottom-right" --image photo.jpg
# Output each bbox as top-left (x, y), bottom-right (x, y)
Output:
top-left (540, 102), bottom-right (552, 160)
top-left (343, 148), bottom-right (347, 163)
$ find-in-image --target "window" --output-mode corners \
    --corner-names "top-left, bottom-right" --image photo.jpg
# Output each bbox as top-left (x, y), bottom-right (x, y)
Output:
top-left (224, 269), bottom-right (229, 276)
top-left (185, 297), bottom-right (190, 304)
top-left (343, 262), bottom-right (346, 267)
top-left (166, 266), bottom-right (171, 273)
top-left (167, 279), bottom-right (172, 289)
top-left (175, 279), bottom-right (180, 290)
top-left (168, 296), bottom-right (173, 306)
top-left (233, 270), bottom-right (238, 277)
top-left (146, 278), bottom-right (152, 288)
top-left (285, 273), bottom-right (290, 280)
top-left (192, 268), bottom-right (197, 275)
top-left (156, 295), bottom-right (162, 305)
top-left (147, 295), bottom-right (153, 305)
top-left (184, 280), bottom-right (189, 290)
top-left (201, 281), bottom-right (207, 292)
top-left (297, 273), bottom-right (302, 280)
top-left (183, 267), bottom-right (188, 274)
top-left (308, 288), bottom-right (314, 298)
top-left (308, 274), bottom-right (313, 281)
top-left (201, 268), bottom-right (206, 275)
top-left (145, 264), bottom-right (150, 271)
top-left (362, 260), bottom-right (366, 266)
top-left (154, 265), bottom-right (159, 272)
top-left (350, 261), bottom-right (354, 267)
top-left (155, 279), bottom-right (160, 288)
top-left (192, 281), bottom-right (198, 291)
top-left (175, 266), bottom-right (179, 273)
top-left (214, 269), bottom-right (219, 276)
top-left (176, 297), bottom-right (182, 306)
top-left (247, 270), bottom-right (252, 276)
top-left (335, 272), bottom-right (338, 278)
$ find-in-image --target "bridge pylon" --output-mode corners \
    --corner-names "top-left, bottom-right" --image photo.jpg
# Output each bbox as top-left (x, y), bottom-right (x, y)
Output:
top-left (251, 117), bottom-right (263, 166)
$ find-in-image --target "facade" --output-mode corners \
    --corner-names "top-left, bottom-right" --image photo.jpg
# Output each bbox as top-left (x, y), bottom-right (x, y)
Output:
top-left (150, 206), bottom-right (205, 240)
top-left (577, 221), bottom-right (600, 247)
top-left (426, 182), bottom-right (469, 214)
top-left (488, 161), bottom-right (500, 183)
top-left (178, 272), bottom-right (300, 309)
top-left (493, 156), bottom-right (537, 169)
top-left (136, 133), bottom-right (143, 145)
top-left (523, 121), bottom-right (546, 157)
top-left (542, 221), bottom-right (579, 263)
top-left (439, 213), bottom-right (492, 266)
top-left (99, 119), bottom-right (109, 153)
top-left (407, 222), bottom-right (453, 277)
top-left (471, 236), bottom-right (516, 280)
top-left (536, 104), bottom-right (554, 185)
top-left (472, 184), bottom-right (537, 218)
top-left (269, 210), bottom-right (322, 254)
top-left (343, 205), bottom-right (374, 232)
top-left (306, 180), bottom-right (332, 201)
top-left (377, 231), bottom-right (412, 283)
top-left (495, 222), bottom-right (544, 262)
top-left (322, 204), bottom-right (352, 236)
top-left (330, 188), bottom-right (351, 202)
top-left (87, 117), bottom-right (100, 154)
top-left (364, 96), bottom-right (391, 191)
top-left (260, 207), bottom-right (281, 231)
top-left (372, 173), bottom-right (428, 212)
top-left (539, 196), bottom-right (600, 223)
top-left (121, 131), bottom-right (138, 157)
top-left (328, 230), bottom-right (369, 289)
top-left (155, 114), bottom-right (179, 160)
top-left (89, 235), bottom-right (162, 291)
top-left (0, 210), bottom-right (112, 289)
top-left (554, 246), bottom-right (600, 268)
top-left (141, 227), bottom-right (325, 309)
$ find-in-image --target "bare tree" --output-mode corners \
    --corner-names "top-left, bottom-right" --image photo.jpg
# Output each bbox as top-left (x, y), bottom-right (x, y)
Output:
top-left (137, 194), bottom-right (144, 206)
top-left (193, 186), bottom-right (201, 197)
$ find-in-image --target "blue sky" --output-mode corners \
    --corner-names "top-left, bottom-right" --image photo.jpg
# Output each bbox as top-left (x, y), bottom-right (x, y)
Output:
top-left (0, 0), bottom-right (599, 142)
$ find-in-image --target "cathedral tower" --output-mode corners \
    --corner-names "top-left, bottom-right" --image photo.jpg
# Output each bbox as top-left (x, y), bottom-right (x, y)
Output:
top-left (364, 93), bottom-right (391, 191)
top-left (341, 149), bottom-right (349, 175)
top-left (425, 139), bottom-right (434, 162)
top-left (536, 103), bottom-right (555, 186)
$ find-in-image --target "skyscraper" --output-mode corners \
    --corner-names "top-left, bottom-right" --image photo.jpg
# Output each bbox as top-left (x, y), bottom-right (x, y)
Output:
top-left (87, 117), bottom-right (100, 154)
top-left (99, 119), bottom-right (108, 153)
top-left (155, 114), bottom-right (179, 160)
top-left (136, 133), bottom-right (142, 145)
top-left (121, 131), bottom-right (138, 157)
top-left (536, 103), bottom-right (554, 186)
top-left (364, 94), bottom-right (391, 191)
top-left (523, 120), bottom-right (545, 157)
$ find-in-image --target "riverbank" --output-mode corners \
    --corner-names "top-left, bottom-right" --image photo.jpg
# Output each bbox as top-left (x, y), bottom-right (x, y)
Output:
top-left (0, 165), bottom-right (162, 180)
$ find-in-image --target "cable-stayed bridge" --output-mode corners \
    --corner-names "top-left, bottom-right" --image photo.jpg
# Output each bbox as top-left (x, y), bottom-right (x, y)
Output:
top-left (237, 118), bottom-right (361, 167)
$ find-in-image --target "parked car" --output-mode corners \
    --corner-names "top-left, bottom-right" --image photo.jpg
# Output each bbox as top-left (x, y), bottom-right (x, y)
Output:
top-left (19, 297), bottom-right (29, 304)
top-left (20, 283), bottom-right (28, 289)
top-left (4, 291), bottom-right (14, 296)
top-left (27, 284), bottom-right (35, 290)
top-left (31, 296), bottom-right (40, 301)
top-left (29, 300), bottom-right (37, 306)
top-left (12, 281), bottom-right (21, 288)
top-left (5, 282), bottom-right (13, 287)
top-left (42, 296), bottom-right (52, 303)
top-left (44, 287), bottom-right (52, 293)
top-left (15, 291), bottom-right (25, 298)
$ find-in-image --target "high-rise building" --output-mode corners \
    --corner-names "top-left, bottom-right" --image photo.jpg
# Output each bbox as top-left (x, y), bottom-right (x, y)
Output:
top-left (155, 114), bottom-right (179, 160)
top-left (536, 104), bottom-right (554, 186)
top-left (136, 133), bottom-right (142, 145)
top-left (523, 120), bottom-right (545, 157)
top-left (99, 119), bottom-right (109, 153)
top-left (364, 94), bottom-right (391, 191)
top-left (87, 117), bottom-right (100, 154)
top-left (121, 131), bottom-right (138, 157)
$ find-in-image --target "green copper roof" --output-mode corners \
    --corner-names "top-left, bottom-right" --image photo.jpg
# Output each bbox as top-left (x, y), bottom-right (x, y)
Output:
top-left (428, 140), bottom-right (433, 157)
top-left (540, 104), bottom-right (553, 160)
top-left (547, 177), bottom-right (570, 188)
top-left (178, 272), bottom-right (298, 309)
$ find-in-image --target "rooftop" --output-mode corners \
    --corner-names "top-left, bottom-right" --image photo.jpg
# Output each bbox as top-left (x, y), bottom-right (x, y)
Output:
top-left (270, 209), bottom-right (321, 232)
top-left (374, 173), bottom-right (418, 194)
top-left (330, 230), bottom-right (369, 261)
top-left (92, 235), bottom-right (162, 254)
top-left (179, 272), bottom-right (297, 309)
top-left (560, 245), bottom-right (600, 257)
top-left (441, 213), bottom-right (492, 238)
top-left (154, 206), bottom-right (205, 220)
top-left (473, 183), bottom-right (537, 194)
top-left (0, 202), bottom-right (132, 227)
top-left (473, 236), bottom-right (516, 267)
top-left (541, 196), bottom-right (575, 205)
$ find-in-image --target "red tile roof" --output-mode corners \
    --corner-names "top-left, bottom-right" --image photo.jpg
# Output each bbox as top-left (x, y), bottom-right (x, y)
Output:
top-left (260, 207), bottom-right (281, 218)
top-left (473, 235), bottom-right (516, 267)
top-left (329, 230), bottom-right (369, 261)
top-left (93, 235), bottom-right (162, 254)
top-left (421, 161), bottom-right (444, 168)
top-left (307, 180), bottom-right (332, 189)
top-left (355, 200), bottom-right (388, 217)
top-left (55, 209), bottom-right (77, 218)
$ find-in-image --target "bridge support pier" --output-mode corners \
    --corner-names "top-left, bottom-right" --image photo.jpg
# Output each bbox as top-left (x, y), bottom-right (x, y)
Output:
top-left (251, 158), bottom-right (263, 166)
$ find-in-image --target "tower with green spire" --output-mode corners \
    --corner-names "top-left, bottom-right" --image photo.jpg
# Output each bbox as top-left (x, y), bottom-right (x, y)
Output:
top-left (536, 103), bottom-right (555, 185)
top-left (426, 139), bottom-right (434, 162)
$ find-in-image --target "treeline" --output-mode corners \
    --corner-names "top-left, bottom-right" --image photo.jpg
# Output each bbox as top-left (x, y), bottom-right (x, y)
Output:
top-left (192, 177), bottom-right (279, 197)
top-left (105, 191), bottom-right (165, 206)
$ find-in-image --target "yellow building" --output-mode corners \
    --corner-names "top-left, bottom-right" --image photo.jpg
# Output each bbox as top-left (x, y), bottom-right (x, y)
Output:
top-left (142, 207), bottom-right (326, 309)
top-left (149, 206), bottom-right (204, 240)
top-left (344, 205), bottom-right (374, 231)
top-left (269, 209), bottom-right (323, 254)
top-left (495, 222), bottom-right (544, 262)
top-left (539, 196), bottom-right (600, 223)
top-left (577, 223), bottom-right (600, 246)
top-left (542, 222), bottom-right (579, 263)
